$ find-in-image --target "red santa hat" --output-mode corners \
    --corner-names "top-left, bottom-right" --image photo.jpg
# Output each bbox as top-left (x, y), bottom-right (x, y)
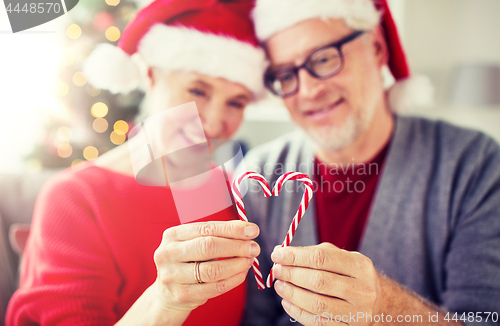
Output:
top-left (252, 0), bottom-right (434, 112)
top-left (83, 0), bottom-right (268, 96)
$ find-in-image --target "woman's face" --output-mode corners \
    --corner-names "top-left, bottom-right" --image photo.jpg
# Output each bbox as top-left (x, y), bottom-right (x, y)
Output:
top-left (146, 69), bottom-right (253, 141)
top-left (134, 69), bottom-right (253, 182)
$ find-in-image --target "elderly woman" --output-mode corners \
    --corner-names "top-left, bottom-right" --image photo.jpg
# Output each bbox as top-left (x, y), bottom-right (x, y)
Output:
top-left (6, 0), bottom-right (268, 325)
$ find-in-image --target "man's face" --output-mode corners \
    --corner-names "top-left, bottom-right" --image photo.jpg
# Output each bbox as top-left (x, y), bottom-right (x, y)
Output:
top-left (266, 18), bottom-right (387, 152)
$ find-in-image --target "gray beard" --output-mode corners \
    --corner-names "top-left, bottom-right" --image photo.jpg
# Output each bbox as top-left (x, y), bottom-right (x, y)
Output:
top-left (305, 104), bottom-right (377, 152)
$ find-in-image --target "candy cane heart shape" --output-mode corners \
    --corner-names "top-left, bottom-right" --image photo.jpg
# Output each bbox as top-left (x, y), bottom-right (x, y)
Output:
top-left (232, 172), bottom-right (314, 290)
top-left (231, 172), bottom-right (272, 290)
top-left (266, 172), bottom-right (314, 288)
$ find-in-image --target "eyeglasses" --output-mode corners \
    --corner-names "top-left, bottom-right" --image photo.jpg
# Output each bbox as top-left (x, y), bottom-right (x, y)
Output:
top-left (264, 31), bottom-right (364, 97)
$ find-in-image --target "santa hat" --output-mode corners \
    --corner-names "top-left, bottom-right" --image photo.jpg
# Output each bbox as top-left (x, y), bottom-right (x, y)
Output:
top-left (252, 0), bottom-right (434, 112)
top-left (83, 0), bottom-right (268, 97)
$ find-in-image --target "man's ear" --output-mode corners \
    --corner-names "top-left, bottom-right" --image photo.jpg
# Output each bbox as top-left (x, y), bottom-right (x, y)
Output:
top-left (370, 25), bottom-right (389, 68)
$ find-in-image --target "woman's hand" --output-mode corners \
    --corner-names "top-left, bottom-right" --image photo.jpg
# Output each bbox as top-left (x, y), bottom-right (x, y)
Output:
top-left (116, 220), bottom-right (260, 326)
top-left (153, 220), bottom-right (260, 312)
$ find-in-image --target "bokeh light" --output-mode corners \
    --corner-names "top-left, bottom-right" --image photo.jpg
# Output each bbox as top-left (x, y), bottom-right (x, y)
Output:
top-left (85, 85), bottom-right (101, 97)
top-left (110, 131), bottom-right (126, 145)
top-left (63, 53), bottom-right (75, 66)
top-left (119, 6), bottom-right (135, 21)
top-left (72, 71), bottom-right (87, 87)
top-left (93, 12), bottom-right (114, 31)
top-left (113, 120), bottom-right (129, 135)
top-left (83, 146), bottom-right (99, 160)
top-left (91, 102), bottom-right (108, 118)
top-left (66, 24), bottom-right (82, 40)
top-left (58, 143), bottom-right (73, 158)
top-left (93, 118), bottom-right (109, 133)
top-left (105, 0), bottom-right (120, 6)
top-left (71, 159), bottom-right (84, 169)
top-left (57, 127), bottom-right (73, 142)
top-left (54, 80), bottom-right (69, 97)
top-left (105, 26), bottom-right (121, 42)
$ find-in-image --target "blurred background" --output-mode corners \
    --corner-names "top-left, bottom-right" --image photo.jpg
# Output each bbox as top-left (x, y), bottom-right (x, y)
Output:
top-left (0, 0), bottom-right (499, 322)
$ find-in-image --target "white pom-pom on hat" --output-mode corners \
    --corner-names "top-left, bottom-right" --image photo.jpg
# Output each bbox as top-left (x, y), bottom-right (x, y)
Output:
top-left (83, 44), bottom-right (142, 94)
top-left (388, 75), bottom-right (435, 113)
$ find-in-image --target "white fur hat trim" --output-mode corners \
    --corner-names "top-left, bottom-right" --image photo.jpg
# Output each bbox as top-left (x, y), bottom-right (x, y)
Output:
top-left (83, 24), bottom-right (268, 96)
top-left (252, 0), bottom-right (381, 42)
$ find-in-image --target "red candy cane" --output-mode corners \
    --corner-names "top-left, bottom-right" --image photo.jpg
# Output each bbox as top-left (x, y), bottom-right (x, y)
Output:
top-left (231, 172), bottom-right (272, 290)
top-left (266, 172), bottom-right (313, 288)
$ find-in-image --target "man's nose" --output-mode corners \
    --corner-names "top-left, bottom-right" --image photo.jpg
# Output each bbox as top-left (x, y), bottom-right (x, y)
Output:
top-left (297, 68), bottom-right (327, 100)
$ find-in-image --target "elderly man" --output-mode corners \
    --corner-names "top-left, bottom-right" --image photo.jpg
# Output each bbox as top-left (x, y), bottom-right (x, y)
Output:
top-left (239, 0), bottom-right (500, 325)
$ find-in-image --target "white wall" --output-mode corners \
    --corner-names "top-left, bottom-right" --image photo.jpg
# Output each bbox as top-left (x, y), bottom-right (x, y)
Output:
top-left (401, 0), bottom-right (500, 142)
top-left (404, 0), bottom-right (500, 72)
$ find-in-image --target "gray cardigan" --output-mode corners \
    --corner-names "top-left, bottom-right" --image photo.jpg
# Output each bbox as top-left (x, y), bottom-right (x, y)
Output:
top-left (239, 115), bottom-right (500, 326)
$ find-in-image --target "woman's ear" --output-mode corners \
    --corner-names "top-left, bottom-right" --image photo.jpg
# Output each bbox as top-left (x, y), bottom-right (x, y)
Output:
top-left (147, 67), bottom-right (156, 90)
top-left (370, 25), bottom-right (389, 68)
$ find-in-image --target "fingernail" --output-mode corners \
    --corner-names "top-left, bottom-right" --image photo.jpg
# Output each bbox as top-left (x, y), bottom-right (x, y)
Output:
top-left (271, 250), bottom-right (282, 263)
top-left (275, 280), bottom-right (284, 293)
top-left (251, 242), bottom-right (260, 256)
top-left (244, 225), bottom-right (258, 237)
top-left (274, 264), bottom-right (281, 278)
top-left (282, 299), bottom-right (291, 310)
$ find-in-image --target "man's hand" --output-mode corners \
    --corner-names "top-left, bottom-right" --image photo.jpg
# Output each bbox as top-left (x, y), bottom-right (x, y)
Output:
top-left (271, 243), bottom-right (465, 325)
top-left (271, 243), bottom-right (381, 325)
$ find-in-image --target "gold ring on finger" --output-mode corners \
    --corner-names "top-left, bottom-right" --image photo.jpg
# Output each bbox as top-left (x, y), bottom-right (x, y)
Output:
top-left (194, 261), bottom-right (204, 284)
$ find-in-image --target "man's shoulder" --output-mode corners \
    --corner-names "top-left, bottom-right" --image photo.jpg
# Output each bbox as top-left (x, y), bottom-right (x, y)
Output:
top-left (394, 115), bottom-right (500, 200)
top-left (397, 115), bottom-right (500, 155)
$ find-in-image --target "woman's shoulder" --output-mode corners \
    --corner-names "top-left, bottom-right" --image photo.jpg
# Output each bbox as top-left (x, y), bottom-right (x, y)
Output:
top-left (33, 163), bottom-right (147, 227)
top-left (41, 162), bottom-right (136, 198)
top-left (37, 162), bottom-right (178, 228)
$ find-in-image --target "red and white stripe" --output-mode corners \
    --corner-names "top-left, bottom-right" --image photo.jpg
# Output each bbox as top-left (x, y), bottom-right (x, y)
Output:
top-left (231, 172), bottom-right (271, 290)
top-left (266, 172), bottom-right (313, 288)
top-left (231, 171), bottom-right (313, 290)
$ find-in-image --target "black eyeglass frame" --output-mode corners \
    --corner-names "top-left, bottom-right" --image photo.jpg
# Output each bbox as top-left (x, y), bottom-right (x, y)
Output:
top-left (264, 30), bottom-right (365, 97)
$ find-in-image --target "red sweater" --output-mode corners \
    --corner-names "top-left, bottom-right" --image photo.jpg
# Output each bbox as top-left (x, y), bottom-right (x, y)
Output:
top-left (7, 165), bottom-right (245, 325)
top-left (314, 143), bottom-right (389, 251)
